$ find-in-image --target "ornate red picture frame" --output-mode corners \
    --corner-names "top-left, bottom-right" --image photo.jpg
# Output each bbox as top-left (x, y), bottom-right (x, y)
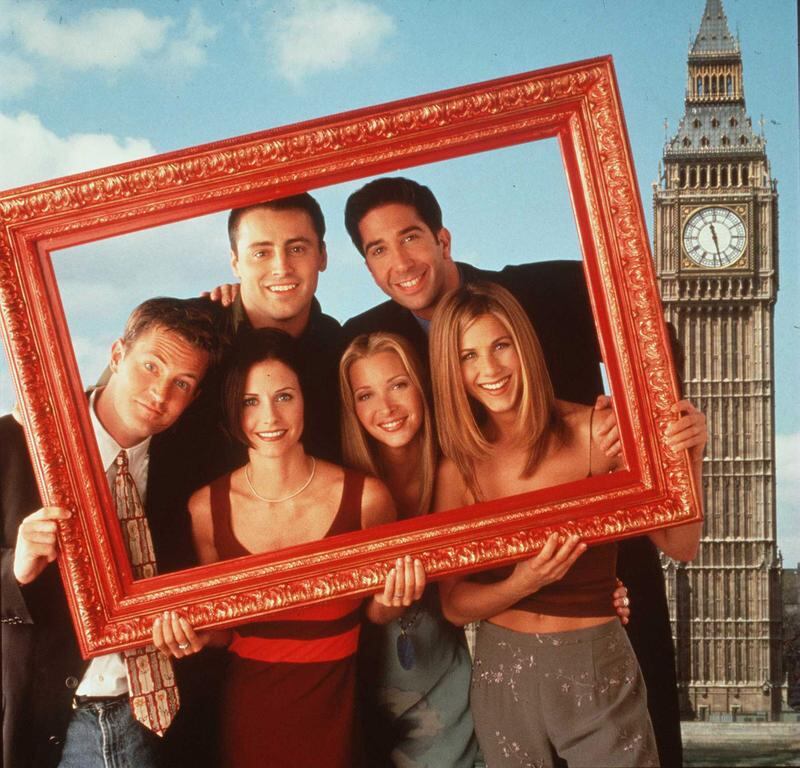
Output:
top-left (0, 56), bottom-right (701, 657)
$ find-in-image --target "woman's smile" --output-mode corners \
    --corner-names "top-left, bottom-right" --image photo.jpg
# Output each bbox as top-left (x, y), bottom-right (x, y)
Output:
top-left (477, 374), bottom-right (512, 394)
top-left (350, 351), bottom-right (424, 450)
top-left (241, 359), bottom-right (304, 454)
top-left (254, 428), bottom-right (288, 441)
top-left (459, 314), bottom-right (521, 415)
top-left (377, 415), bottom-right (408, 432)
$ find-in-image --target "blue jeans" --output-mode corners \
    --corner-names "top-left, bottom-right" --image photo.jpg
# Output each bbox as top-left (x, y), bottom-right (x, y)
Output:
top-left (58, 697), bottom-right (162, 768)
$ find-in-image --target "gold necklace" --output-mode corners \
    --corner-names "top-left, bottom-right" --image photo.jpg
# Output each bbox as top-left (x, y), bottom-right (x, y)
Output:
top-left (245, 458), bottom-right (317, 503)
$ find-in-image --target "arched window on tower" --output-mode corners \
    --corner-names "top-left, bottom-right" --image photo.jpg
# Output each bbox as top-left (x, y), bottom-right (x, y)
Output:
top-left (729, 116), bottom-right (738, 127)
top-left (700, 166), bottom-right (707, 185)
top-left (739, 136), bottom-right (748, 145)
top-left (721, 135), bottom-right (730, 146)
top-left (704, 75), bottom-right (710, 94)
top-left (726, 75), bottom-right (732, 95)
top-left (710, 167), bottom-right (718, 186)
top-left (701, 136), bottom-right (709, 147)
top-left (742, 166), bottom-right (749, 185)
top-left (679, 167), bottom-right (687, 187)
top-left (697, 76), bottom-right (703, 96)
top-left (693, 118), bottom-right (701, 128)
top-left (721, 166), bottom-right (728, 186)
top-left (711, 117), bottom-right (719, 128)
top-left (683, 137), bottom-right (692, 147)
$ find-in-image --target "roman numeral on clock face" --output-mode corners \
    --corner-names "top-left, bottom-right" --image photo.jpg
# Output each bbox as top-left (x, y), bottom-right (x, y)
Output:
top-left (683, 207), bottom-right (747, 268)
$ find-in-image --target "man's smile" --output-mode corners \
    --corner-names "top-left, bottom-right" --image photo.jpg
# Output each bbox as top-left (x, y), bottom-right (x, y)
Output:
top-left (265, 282), bottom-right (300, 294)
top-left (392, 269), bottom-right (427, 292)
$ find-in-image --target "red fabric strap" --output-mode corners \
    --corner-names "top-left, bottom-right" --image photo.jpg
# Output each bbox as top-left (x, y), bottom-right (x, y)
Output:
top-left (229, 624), bottom-right (361, 663)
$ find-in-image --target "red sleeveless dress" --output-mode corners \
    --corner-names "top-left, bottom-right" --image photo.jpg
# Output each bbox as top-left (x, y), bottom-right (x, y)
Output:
top-left (210, 469), bottom-right (365, 768)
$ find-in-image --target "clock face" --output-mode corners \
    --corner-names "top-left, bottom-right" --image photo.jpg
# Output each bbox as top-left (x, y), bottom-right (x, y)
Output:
top-left (683, 207), bottom-right (747, 268)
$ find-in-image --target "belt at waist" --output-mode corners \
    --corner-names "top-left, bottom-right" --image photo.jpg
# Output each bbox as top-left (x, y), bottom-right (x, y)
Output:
top-left (72, 693), bottom-right (129, 709)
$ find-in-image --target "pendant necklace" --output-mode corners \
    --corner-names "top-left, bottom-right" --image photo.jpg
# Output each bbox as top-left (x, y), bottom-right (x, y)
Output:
top-left (245, 458), bottom-right (317, 503)
top-left (396, 601), bottom-right (423, 671)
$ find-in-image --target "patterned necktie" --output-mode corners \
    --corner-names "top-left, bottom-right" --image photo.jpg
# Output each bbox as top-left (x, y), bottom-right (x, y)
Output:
top-left (114, 450), bottom-right (180, 737)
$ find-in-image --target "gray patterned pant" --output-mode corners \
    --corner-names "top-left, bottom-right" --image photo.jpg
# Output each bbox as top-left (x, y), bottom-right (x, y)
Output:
top-left (471, 620), bottom-right (659, 768)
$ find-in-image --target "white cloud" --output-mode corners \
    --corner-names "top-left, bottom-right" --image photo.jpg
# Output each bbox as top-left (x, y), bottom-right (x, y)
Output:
top-left (0, 1), bottom-right (216, 75)
top-left (0, 111), bottom-right (155, 190)
top-left (1, 1), bottom-right (171, 71)
top-left (166, 7), bottom-right (218, 69)
top-left (272, 0), bottom-right (395, 83)
top-left (777, 432), bottom-right (800, 567)
top-left (0, 53), bottom-right (37, 100)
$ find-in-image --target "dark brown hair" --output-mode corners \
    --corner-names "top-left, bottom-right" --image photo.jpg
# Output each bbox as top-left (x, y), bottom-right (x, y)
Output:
top-left (344, 177), bottom-right (444, 255)
top-left (227, 193), bottom-right (326, 252)
top-left (223, 328), bottom-right (304, 447)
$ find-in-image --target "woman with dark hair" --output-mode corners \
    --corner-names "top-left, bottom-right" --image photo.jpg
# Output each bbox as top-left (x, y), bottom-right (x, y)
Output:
top-left (429, 282), bottom-right (706, 768)
top-left (153, 328), bottom-right (423, 768)
top-left (340, 332), bottom-right (477, 768)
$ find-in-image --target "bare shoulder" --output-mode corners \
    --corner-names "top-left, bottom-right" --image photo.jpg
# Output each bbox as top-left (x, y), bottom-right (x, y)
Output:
top-left (555, 400), bottom-right (593, 447)
top-left (363, 474), bottom-right (394, 507)
top-left (556, 399), bottom-right (591, 430)
top-left (188, 483), bottom-right (213, 519)
top-left (312, 458), bottom-right (346, 489)
top-left (557, 399), bottom-right (616, 475)
top-left (187, 479), bottom-right (220, 564)
top-left (360, 474), bottom-right (396, 530)
top-left (435, 456), bottom-right (463, 485)
top-left (433, 457), bottom-right (470, 511)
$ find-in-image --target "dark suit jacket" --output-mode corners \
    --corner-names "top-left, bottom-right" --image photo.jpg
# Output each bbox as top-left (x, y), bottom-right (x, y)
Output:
top-left (0, 413), bottom-right (221, 768)
top-left (342, 258), bottom-right (682, 767)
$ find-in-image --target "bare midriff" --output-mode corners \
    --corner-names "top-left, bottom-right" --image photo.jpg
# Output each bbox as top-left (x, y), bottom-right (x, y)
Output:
top-left (488, 610), bottom-right (616, 635)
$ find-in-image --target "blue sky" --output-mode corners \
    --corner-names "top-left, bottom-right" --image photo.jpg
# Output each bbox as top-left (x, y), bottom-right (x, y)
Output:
top-left (0, 0), bottom-right (797, 561)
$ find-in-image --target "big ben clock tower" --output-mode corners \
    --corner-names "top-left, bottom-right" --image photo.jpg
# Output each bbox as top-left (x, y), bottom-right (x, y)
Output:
top-left (653, 0), bottom-right (782, 719)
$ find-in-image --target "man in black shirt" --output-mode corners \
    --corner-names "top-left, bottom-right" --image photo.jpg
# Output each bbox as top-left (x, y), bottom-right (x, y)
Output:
top-left (195, 193), bottom-right (343, 482)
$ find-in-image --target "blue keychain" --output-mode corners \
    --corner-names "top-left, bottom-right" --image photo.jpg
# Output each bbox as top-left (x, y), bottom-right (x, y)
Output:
top-left (397, 629), bottom-right (415, 670)
top-left (396, 604), bottom-right (422, 670)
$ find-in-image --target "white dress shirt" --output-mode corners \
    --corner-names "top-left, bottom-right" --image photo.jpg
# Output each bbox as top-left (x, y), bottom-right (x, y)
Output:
top-left (75, 389), bottom-right (152, 697)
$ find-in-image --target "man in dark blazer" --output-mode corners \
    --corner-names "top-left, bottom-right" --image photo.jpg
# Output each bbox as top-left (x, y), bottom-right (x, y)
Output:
top-left (1, 297), bottom-right (222, 768)
top-left (340, 176), bottom-right (683, 768)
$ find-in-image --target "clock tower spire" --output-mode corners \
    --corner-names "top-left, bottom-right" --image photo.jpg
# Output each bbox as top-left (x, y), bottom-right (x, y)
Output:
top-left (653, 0), bottom-right (782, 720)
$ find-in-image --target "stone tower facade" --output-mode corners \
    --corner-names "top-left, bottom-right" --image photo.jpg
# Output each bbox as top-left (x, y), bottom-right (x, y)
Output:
top-left (652, 0), bottom-right (782, 720)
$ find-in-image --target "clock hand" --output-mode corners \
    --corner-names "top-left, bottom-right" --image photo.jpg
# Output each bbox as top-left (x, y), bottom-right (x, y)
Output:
top-left (709, 224), bottom-right (722, 265)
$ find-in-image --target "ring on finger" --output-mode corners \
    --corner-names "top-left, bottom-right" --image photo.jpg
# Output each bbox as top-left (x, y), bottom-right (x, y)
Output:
top-left (178, 642), bottom-right (190, 650)
top-left (622, 596), bottom-right (630, 607)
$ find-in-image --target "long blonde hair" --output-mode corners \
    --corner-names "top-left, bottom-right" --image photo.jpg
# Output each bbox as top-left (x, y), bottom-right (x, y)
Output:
top-left (339, 333), bottom-right (436, 517)
top-left (429, 282), bottom-right (561, 499)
